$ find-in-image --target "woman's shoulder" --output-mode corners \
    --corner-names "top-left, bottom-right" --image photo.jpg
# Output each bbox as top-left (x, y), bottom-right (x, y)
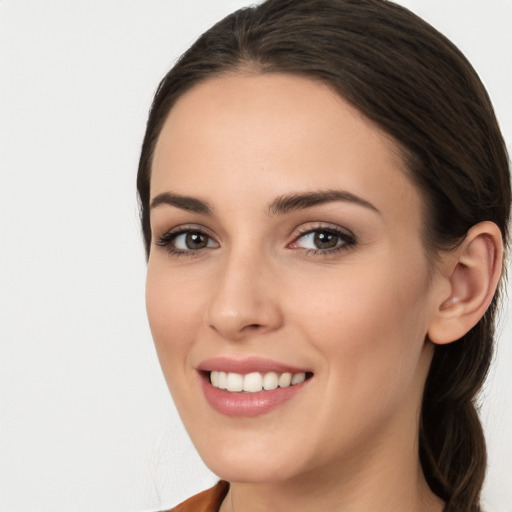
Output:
top-left (165, 481), bottom-right (230, 512)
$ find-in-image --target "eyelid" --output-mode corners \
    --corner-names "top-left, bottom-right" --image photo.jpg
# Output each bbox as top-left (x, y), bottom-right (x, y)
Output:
top-left (154, 221), bottom-right (356, 257)
top-left (290, 222), bottom-right (355, 241)
top-left (155, 223), bottom-right (217, 240)
top-left (287, 222), bottom-right (357, 253)
top-left (155, 223), bottom-right (220, 252)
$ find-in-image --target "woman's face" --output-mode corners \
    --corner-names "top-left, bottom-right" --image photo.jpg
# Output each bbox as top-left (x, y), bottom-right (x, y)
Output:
top-left (146, 73), bottom-right (444, 485)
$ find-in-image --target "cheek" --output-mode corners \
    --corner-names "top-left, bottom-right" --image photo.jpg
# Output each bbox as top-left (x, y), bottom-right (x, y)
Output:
top-left (285, 262), bottom-right (432, 459)
top-left (145, 263), bottom-right (205, 368)
top-left (145, 263), bottom-right (214, 422)
top-left (289, 253), bottom-right (432, 400)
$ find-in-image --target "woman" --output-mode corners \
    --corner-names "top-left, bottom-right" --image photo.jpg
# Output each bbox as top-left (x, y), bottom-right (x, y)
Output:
top-left (137, 0), bottom-right (510, 511)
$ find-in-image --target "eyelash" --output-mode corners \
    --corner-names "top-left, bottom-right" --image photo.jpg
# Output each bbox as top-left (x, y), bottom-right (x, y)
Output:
top-left (155, 225), bottom-right (216, 257)
top-left (155, 224), bottom-right (357, 257)
top-left (290, 224), bottom-right (357, 256)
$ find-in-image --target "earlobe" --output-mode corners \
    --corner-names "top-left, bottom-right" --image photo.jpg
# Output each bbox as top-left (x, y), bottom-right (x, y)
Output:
top-left (428, 221), bottom-right (503, 345)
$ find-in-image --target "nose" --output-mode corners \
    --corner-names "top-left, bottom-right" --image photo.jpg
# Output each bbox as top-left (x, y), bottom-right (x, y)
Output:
top-left (205, 250), bottom-right (283, 341)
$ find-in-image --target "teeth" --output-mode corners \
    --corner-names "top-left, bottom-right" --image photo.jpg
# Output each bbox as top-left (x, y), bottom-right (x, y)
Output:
top-left (218, 371), bottom-right (227, 390)
top-left (210, 371), bottom-right (308, 392)
top-left (263, 372), bottom-right (278, 390)
top-left (243, 372), bottom-right (262, 392)
top-left (291, 372), bottom-right (306, 385)
top-left (226, 372), bottom-right (243, 392)
top-left (278, 372), bottom-right (292, 387)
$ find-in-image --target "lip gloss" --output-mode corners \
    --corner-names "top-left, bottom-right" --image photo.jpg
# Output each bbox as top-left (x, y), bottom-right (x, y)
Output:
top-left (200, 374), bottom-right (310, 417)
top-left (197, 357), bottom-right (312, 417)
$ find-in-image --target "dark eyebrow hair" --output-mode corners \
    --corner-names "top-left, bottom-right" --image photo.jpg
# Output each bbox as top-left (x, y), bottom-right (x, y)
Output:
top-left (150, 191), bottom-right (213, 215)
top-left (150, 189), bottom-right (379, 217)
top-left (268, 190), bottom-right (380, 215)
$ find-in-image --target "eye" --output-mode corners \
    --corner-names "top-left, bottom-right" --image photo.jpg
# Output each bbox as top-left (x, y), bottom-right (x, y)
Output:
top-left (290, 226), bottom-right (356, 254)
top-left (173, 231), bottom-right (216, 250)
top-left (156, 228), bottom-right (219, 255)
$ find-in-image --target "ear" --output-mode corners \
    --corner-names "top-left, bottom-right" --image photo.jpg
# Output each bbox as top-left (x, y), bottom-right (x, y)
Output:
top-left (428, 221), bottom-right (504, 345)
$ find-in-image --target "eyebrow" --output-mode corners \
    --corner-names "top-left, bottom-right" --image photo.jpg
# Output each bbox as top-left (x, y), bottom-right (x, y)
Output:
top-left (268, 190), bottom-right (380, 216)
top-left (150, 191), bottom-right (213, 215)
top-left (149, 189), bottom-right (380, 216)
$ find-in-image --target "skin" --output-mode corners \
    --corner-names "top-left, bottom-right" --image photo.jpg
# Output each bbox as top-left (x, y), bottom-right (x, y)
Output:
top-left (146, 73), bottom-right (449, 511)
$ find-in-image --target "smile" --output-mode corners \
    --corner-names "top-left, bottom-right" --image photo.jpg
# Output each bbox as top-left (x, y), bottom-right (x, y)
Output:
top-left (198, 357), bottom-right (313, 417)
top-left (210, 370), bottom-right (307, 392)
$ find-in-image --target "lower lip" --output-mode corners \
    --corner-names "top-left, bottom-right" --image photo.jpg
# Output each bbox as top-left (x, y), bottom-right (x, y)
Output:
top-left (200, 374), bottom-right (311, 417)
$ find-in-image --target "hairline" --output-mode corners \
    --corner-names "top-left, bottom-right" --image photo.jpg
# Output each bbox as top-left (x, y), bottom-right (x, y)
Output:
top-left (146, 65), bottom-right (445, 266)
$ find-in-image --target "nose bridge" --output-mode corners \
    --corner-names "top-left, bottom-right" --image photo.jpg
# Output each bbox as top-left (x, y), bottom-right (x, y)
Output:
top-left (206, 242), bottom-right (282, 340)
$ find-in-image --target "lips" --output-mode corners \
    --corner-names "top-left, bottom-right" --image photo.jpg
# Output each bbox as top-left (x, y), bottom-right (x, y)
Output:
top-left (197, 357), bottom-right (313, 417)
top-left (197, 356), bottom-right (311, 375)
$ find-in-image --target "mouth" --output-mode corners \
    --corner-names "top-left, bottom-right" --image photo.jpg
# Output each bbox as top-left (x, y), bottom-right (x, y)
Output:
top-left (197, 357), bottom-right (314, 417)
top-left (205, 370), bottom-right (314, 393)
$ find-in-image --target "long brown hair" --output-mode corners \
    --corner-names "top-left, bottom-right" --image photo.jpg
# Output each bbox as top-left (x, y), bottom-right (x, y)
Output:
top-left (137, 1), bottom-right (511, 510)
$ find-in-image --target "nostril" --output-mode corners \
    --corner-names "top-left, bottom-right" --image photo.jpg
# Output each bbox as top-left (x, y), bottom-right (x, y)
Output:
top-left (245, 323), bottom-right (263, 331)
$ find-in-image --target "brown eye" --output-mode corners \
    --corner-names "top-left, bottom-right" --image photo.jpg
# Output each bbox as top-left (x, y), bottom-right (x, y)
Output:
top-left (172, 231), bottom-right (218, 251)
top-left (156, 228), bottom-right (219, 254)
top-left (184, 232), bottom-right (209, 249)
top-left (290, 226), bottom-right (356, 254)
top-left (313, 231), bottom-right (339, 249)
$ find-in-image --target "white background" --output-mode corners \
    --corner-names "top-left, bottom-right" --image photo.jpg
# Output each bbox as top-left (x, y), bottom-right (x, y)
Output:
top-left (1, 1), bottom-right (511, 511)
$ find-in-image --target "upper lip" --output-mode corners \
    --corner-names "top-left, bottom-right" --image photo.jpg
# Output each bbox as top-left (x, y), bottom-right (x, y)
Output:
top-left (197, 356), bottom-right (311, 375)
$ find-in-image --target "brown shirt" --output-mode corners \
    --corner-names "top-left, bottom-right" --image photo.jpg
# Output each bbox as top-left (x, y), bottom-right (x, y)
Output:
top-left (169, 481), bottom-right (230, 512)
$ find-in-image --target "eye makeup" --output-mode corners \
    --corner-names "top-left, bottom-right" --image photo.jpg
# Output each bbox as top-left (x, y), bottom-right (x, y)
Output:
top-left (154, 221), bottom-right (357, 259)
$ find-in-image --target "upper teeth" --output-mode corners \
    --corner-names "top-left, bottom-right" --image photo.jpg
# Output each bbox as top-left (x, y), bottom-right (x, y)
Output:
top-left (210, 371), bottom-right (307, 393)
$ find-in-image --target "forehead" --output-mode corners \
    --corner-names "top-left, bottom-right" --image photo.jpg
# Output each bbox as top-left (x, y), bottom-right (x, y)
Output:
top-left (151, 73), bottom-right (422, 225)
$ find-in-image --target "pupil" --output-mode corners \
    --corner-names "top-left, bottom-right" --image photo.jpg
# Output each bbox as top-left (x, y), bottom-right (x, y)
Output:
top-left (186, 232), bottom-right (207, 249)
top-left (314, 231), bottom-right (338, 249)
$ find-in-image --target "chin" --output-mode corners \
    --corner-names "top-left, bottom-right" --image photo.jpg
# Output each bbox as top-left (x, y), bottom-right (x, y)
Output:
top-left (206, 459), bottom-right (300, 484)
top-left (194, 433), bottom-right (310, 484)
